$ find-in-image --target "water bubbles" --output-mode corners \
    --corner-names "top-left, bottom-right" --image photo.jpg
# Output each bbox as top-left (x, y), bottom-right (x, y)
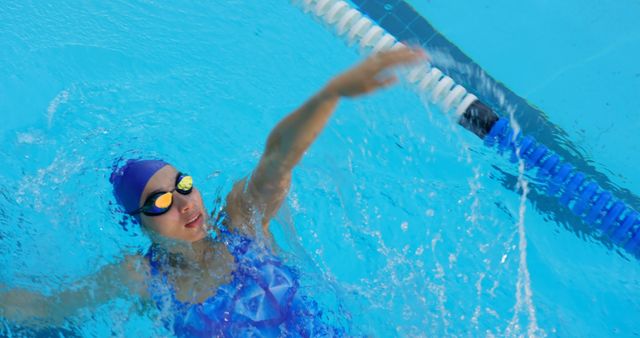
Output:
top-left (448, 253), bottom-right (457, 267)
top-left (16, 131), bottom-right (45, 145)
top-left (478, 243), bottom-right (489, 253)
top-left (400, 221), bottom-right (408, 232)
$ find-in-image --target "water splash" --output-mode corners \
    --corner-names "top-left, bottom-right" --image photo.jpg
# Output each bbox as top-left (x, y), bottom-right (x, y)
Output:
top-left (430, 46), bottom-right (546, 336)
top-left (46, 90), bottom-right (70, 129)
top-left (505, 109), bottom-right (545, 338)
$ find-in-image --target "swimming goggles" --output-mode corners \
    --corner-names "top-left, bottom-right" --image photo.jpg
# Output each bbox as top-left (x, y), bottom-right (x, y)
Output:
top-left (127, 173), bottom-right (194, 216)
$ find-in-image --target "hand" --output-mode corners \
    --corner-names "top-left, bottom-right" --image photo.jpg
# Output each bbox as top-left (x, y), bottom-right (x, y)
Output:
top-left (326, 47), bottom-right (428, 98)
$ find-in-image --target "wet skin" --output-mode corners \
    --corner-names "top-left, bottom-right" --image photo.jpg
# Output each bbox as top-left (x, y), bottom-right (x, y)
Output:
top-left (138, 165), bottom-right (237, 303)
top-left (139, 165), bottom-right (209, 243)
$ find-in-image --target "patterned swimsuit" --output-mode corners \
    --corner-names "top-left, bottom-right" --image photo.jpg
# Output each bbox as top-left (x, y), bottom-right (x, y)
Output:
top-left (145, 225), bottom-right (342, 337)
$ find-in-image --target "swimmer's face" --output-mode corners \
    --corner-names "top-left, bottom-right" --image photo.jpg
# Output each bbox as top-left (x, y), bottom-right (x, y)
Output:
top-left (139, 165), bottom-right (208, 243)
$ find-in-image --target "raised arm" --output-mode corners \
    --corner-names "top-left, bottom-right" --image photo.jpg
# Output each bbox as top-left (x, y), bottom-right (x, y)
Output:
top-left (225, 47), bottom-right (427, 235)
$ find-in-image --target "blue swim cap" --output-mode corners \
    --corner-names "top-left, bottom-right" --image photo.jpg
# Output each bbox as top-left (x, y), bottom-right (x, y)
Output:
top-left (110, 159), bottom-right (168, 214)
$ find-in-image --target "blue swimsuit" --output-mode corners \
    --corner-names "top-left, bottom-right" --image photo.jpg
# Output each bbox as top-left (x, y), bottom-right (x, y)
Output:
top-left (145, 225), bottom-right (342, 337)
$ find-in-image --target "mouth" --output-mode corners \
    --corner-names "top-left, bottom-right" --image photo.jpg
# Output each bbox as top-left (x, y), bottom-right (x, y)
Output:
top-left (184, 213), bottom-right (204, 229)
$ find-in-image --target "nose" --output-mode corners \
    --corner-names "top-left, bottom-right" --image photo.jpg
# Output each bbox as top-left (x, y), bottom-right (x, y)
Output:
top-left (173, 192), bottom-right (195, 213)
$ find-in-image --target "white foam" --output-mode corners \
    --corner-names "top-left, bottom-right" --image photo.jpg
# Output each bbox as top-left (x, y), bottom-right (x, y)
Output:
top-left (16, 131), bottom-right (45, 144)
top-left (46, 90), bottom-right (69, 128)
top-left (505, 109), bottom-right (545, 338)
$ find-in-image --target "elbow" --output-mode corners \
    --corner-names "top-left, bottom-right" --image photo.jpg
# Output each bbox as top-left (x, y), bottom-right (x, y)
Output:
top-left (264, 129), bottom-right (283, 157)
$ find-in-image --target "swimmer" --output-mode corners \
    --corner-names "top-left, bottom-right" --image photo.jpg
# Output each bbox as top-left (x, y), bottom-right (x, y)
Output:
top-left (0, 47), bottom-right (427, 336)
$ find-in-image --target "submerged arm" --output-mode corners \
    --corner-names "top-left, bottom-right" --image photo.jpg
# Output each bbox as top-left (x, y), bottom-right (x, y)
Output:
top-left (0, 255), bottom-right (148, 325)
top-left (225, 48), bottom-right (427, 235)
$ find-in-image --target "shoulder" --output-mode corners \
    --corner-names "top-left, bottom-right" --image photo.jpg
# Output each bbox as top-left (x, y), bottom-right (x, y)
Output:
top-left (223, 179), bottom-right (276, 241)
top-left (110, 254), bottom-right (151, 299)
top-left (223, 178), bottom-right (259, 237)
top-left (122, 254), bottom-right (150, 279)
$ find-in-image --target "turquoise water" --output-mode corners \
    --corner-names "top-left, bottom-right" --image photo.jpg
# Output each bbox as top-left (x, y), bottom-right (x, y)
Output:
top-left (1, 1), bottom-right (639, 337)
top-left (409, 0), bottom-right (640, 194)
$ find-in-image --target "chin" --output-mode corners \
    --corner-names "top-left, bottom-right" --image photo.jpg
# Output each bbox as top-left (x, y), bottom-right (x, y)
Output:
top-left (186, 227), bottom-right (208, 243)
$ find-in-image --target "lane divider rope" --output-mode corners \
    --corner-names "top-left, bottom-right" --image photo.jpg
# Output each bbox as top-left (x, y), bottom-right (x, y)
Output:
top-left (294, 0), bottom-right (477, 118)
top-left (293, 0), bottom-right (640, 257)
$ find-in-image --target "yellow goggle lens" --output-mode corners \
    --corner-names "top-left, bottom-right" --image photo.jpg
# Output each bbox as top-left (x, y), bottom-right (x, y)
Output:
top-left (154, 192), bottom-right (173, 209)
top-left (177, 176), bottom-right (193, 191)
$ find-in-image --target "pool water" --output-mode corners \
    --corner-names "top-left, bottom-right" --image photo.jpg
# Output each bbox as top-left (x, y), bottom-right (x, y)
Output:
top-left (1, 1), bottom-right (639, 337)
top-left (407, 0), bottom-right (640, 195)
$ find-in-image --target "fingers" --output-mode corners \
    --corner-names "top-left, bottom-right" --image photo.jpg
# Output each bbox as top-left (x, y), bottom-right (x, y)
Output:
top-left (375, 47), bottom-right (428, 69)
top-left (374, 74), bottom-right (398, 89)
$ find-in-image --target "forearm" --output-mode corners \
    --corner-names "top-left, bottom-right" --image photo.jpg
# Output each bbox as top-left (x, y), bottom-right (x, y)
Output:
top-left (234, 85), bottom-right (340, 228)
top-left (0, 288), bottom-right (64, 325)
top-left (1, 285), bottom-right (134, 326)
top-left (0, 258), bottom-right (147, 326)
top-left (228, 49), bottom-right (425, 232)
top-left (263, 84), bottom-right (340, 173)
top-left (258, 48), bottom-right (424, 173)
